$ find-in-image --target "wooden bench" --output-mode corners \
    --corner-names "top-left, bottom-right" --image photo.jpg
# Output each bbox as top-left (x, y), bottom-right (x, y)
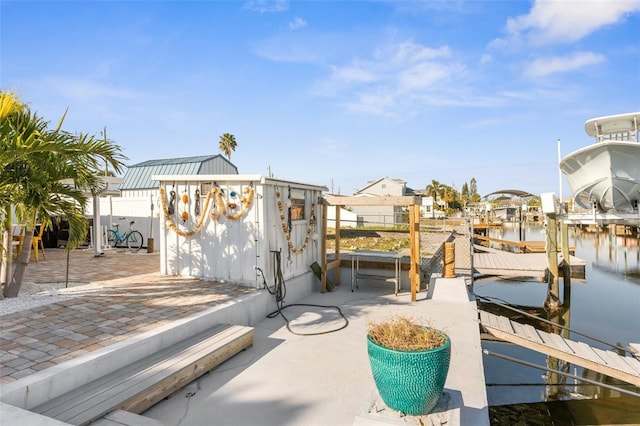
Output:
top-left (31, 324), bottom-right (253, 426)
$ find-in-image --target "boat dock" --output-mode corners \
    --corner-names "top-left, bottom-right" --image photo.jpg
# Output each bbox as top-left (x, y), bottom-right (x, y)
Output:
top-left (473, 244), bottom-right (586, 279)
top-left (479, 311), bottom-right (640, 388)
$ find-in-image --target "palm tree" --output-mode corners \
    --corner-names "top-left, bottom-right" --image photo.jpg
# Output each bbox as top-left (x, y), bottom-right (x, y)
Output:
top-left (0, 93), bottom-right (127, 297)
top-left (219, 133), bottom-right (237, 160)
top-left (441, 184), bottom-right (455, 211)
top-left (0, 91), bottom-right (25, 291)
top-left (425, 179), bottom-right (443, 215)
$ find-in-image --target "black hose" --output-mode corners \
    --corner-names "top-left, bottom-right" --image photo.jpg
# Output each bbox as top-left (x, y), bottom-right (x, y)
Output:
top-left (256, 251), bottom-right (349, 336)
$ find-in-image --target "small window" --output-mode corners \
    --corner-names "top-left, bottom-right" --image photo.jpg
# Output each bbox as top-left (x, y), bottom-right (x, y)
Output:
top-left (290, 189), bottom-right (306, 220)
top-left (381, 184), bottom-right (386, 189)
top-left (200, 182), bottom-right (213, 196)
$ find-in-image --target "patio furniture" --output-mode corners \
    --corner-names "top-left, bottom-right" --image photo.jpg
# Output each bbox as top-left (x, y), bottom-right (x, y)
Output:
top-left (32, 224), bottom-right (46, 262)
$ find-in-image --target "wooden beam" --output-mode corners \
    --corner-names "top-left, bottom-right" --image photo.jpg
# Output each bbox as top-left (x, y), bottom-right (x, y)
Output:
top-left (321, 203), bottom-right (328, 293)
top-left (324, 194), bottom-right (420, 207)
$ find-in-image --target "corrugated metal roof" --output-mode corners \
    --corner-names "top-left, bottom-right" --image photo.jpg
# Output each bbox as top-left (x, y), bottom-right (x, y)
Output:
top-left (121, 155), bottom-right (238, 190)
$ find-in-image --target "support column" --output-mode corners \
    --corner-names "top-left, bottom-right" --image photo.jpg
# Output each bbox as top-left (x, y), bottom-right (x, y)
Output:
top-left (545, 214), bottom-right (560, 310)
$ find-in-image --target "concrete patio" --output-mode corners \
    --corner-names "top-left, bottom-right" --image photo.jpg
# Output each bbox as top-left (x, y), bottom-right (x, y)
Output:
top-left (0, 247), bottom-right (488, 425)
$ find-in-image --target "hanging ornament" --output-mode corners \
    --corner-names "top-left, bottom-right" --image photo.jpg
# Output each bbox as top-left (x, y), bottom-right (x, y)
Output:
top-left (212, 183), bottom-right (255, 220)
top-left (159, 186), bottom-right (215, 237)
top-left (182, 193), bottom-right (189, 204)
top-left (194, 189), bottom-right (201, 217)
top-left (168, 189), bottom-right (176, 215)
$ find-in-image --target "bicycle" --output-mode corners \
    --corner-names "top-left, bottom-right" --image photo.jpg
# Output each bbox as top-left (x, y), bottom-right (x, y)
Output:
top-left (107, 218), bottom-right (144, 251)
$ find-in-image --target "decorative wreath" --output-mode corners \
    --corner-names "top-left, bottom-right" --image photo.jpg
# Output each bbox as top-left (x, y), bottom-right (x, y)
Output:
top-left (212, 184), bottom-right (254, 221)
top-left (276, 191), bottom-right (316, 255)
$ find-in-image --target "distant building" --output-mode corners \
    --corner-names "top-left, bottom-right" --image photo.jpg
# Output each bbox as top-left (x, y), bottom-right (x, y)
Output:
top-left (120, 154), bottom-right (238, 198)
top-left (351, 177), bottom-right (414, 227)
top-left (85, 154), bottom-right (238, 248)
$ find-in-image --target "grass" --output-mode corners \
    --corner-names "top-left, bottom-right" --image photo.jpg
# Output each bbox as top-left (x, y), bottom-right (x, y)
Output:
top-left (367, 315), bottom-right (447, 351)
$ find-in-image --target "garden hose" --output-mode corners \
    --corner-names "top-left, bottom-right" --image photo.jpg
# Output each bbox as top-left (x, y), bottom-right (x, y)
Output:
top-left (256, 250), bottom-right (348, 336)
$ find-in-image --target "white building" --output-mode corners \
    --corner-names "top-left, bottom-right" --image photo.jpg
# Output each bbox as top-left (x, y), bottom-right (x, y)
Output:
top-left (85, 155), bottom-right (238, 248)
top-left (351, 177), bottom-right (414, 226)
top-left (155, 174), bottom-right (327, 289)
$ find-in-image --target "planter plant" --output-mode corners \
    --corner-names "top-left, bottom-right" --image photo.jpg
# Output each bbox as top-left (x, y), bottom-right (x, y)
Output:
top-left (367, 316), bottom-right (451, 416)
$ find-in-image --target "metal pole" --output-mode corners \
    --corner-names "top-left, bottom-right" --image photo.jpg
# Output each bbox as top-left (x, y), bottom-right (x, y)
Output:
top-left (557, 139), bottom-right (563, 202)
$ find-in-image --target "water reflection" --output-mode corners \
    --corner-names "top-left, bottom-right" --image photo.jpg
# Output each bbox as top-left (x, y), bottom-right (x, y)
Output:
top-left (474, 223), bottom-right (640, 406)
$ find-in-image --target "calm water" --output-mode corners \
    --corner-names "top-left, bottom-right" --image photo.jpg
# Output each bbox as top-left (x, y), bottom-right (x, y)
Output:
top-left (472, 223), bottom-right (640, 406)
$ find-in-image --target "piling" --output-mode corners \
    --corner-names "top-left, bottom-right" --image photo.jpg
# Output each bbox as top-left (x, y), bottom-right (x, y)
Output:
top-left (443, 242), bottom-right (456, 278)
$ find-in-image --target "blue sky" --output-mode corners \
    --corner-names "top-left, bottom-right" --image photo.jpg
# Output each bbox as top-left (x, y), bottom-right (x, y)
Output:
top-left (2, 0), bottom-right (639, 197)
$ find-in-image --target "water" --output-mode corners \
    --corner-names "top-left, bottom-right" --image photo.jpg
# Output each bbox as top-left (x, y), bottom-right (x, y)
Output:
top-left (472, 223), bottom-right (640, 406)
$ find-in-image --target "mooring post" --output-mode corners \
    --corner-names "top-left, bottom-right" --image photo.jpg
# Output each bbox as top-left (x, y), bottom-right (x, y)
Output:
top-left (545, 213), bottom-right (560, 310)
top-left (560, 202), bottom-right (570, 264)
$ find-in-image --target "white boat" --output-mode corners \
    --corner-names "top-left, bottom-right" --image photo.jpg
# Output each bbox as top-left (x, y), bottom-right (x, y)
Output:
top-left (560, 112), bottom-right (640, 213)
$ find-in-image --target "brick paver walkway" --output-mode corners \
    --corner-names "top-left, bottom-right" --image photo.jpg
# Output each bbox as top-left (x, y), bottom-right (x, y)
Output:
top-left (0, 249), bottom-right (257, 384)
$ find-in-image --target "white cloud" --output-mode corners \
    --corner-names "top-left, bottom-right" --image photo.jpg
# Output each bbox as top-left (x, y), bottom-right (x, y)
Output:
top-left (497, 0), bottom-right (640, 46)
top-left (523, 51), bottom-right (606, 77)
top-left (243, 0), bottom-right (288, 13)
top-left (45, 77), bottom-right (142, 101)
top-left (289, 17), bottom-right (307, 30)
top-left (331, 64), bottom-right (378, 84)
top-left (324, 41), bottom-right (465, 115)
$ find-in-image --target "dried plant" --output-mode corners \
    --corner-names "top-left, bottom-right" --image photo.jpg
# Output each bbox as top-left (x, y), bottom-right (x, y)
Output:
top-left (367, 316), bottom-right (446, 351)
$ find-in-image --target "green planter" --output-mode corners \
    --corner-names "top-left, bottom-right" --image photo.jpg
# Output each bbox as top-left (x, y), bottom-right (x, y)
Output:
top-left (367, 330), bottom-right (451, 416)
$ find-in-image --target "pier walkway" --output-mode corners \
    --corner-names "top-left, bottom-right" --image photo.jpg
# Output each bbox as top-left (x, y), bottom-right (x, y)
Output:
top-left (1, 247), bottom-right (489, 425)
top-left (479, 311), bottom-right (640, 387)
top-left (473, 245), bottom-right (586, 279)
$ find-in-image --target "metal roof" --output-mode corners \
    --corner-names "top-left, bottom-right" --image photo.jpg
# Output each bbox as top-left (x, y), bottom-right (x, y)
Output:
top-left (121, 155), bottom-right (237, 190)
top-left (483, 189), bottom-right (537, 199)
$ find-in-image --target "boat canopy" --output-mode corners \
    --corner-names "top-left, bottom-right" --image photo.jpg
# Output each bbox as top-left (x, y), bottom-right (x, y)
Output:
top-left (585, 112), bottom-right (639, 142)
top-left (483, 189), bottom-right (536, 199)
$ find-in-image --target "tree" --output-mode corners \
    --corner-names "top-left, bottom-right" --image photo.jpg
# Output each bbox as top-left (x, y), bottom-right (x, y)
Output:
top-left (219, 133), bottom-right (237, 160)
top-left (461, 182), bottom-right (469, 208)
top-left (425, 179), bottom-right (443, 211)
top-left (0, 92), bottom-right (127, 297)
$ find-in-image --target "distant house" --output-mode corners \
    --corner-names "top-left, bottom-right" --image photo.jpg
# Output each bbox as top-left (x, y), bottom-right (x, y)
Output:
top-left (415, 193), bottom-right (439, 219)
top-left (351, 177), bottom-right (415, 227)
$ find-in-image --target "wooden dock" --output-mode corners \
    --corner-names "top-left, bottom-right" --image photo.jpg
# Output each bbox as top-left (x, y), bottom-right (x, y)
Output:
top-left (473, 245), bottom-right (586, 279)
top-left (473, 235), bottom-right (574, 254)
top-left (479, 311), bottom-right (640, 387)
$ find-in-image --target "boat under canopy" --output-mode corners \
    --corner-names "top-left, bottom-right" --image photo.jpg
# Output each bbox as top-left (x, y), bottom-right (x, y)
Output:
top-left (560, 112), bottom-right (640, 213)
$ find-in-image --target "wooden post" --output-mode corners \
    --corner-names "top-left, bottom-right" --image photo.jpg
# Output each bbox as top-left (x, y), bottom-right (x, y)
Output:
top-left (334, 205), bottom-right (341, 286)
top-left (321, 202), bottom-right (328, 293)
top-left (561, 219), bottom-right (570, 264)
top-left (443, 242), bottom-right (456, 278)
top-left (545, 214), bottom-right (560, 310)
top-left (409, 204), bottom-right (420, 301)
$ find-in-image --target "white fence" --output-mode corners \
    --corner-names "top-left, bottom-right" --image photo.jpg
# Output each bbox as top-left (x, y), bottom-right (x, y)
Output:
top-left (84, 196), bottom-right (160, 248)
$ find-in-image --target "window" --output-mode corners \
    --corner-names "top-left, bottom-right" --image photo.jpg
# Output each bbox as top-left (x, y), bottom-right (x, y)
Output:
top-left (290, 189), bottom-right (306, 220)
